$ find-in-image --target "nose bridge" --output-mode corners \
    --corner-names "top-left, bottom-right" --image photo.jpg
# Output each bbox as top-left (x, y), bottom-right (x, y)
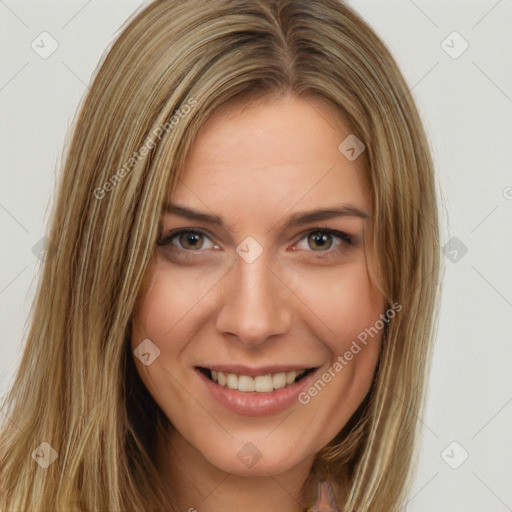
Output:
top-left (215, 245), bottom-right (292, 345)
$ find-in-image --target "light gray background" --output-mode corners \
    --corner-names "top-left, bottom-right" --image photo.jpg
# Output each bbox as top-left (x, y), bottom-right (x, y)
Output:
top-left (1, 1), bottom-right (511, 510)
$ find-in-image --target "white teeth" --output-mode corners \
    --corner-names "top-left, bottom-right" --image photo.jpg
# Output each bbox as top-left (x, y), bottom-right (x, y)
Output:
top-left (211, 369), bottom-right (307, 392)
top-left (238, 375), bottom-right (255, 392)
top-left (226, 373), bottom-right (238, 390)
top-left (272, 372), bottom-right (287, 390)
top-left (217, 371), bottom-right (227, 386)
top-left (286, 370), bottom-right (297, 385)
top-left (254, 375), bottom-right (273, 392)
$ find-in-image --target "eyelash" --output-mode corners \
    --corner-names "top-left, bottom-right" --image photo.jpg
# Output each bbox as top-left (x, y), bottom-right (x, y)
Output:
top-left (157, 227), bottom-right (354, 261)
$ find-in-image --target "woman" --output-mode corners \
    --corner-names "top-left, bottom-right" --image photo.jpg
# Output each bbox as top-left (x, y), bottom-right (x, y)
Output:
top-left (0, 0), bottom-right (441, 510)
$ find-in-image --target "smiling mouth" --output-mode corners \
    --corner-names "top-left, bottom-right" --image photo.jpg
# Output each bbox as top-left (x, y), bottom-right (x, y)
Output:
top-left (197, 367), bottom-right (316, 393)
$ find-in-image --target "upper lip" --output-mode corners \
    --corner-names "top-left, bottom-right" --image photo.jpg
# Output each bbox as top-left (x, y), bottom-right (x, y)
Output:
top-left (196, 364), bottom-right (318, 376)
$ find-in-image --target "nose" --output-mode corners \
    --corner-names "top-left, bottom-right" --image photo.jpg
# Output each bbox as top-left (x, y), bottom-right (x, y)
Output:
top-left (215, 248), bottom-right (293, 347)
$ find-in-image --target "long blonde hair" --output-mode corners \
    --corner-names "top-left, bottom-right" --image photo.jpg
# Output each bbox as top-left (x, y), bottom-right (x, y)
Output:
top-left (0, 0), bottom-right (441, 510)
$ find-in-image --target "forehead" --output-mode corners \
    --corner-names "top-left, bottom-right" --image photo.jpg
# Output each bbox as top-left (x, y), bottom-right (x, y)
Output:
top-left (169, 96), bottom-right (370, 231)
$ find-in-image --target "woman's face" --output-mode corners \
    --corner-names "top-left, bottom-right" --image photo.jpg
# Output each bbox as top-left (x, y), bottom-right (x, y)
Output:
top-left (131, 95), bottom-right (385, 477)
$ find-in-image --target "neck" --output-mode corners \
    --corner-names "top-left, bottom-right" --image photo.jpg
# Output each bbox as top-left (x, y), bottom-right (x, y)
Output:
top-left (155, 428), bottom-right (315, 512)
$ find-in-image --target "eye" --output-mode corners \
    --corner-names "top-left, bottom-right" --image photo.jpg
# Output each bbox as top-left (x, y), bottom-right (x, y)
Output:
top-left (157, 229), bottom-right (219, 252)
top-left (295, 228), bottom-right (353, 256)
top-left (157, 227), bottom-right (354, 261)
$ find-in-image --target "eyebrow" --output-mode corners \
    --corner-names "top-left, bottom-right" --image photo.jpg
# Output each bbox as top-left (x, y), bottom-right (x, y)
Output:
top-left (163, 203), bottom-right (369, 230)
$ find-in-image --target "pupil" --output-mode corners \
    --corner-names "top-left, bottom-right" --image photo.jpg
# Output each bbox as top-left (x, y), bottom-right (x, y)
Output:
top-left (181, 232), bottom-right (202, 249)
top-left (310, 232), bottom-right (332, 251)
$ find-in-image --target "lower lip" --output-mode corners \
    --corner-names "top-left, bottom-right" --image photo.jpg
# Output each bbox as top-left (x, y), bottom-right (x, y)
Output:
top-left (196, 368), bottom-right (319, 417)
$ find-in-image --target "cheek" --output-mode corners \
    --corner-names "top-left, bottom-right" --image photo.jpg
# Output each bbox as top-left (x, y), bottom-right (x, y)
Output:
top-left (289, 266), bottom-right (384, 450)
top-left (293, 263), bottom-right (384, 415)
top-left (130, 267), bottom-right (205, 416)
top-left (132, 262), bottom-right (216, 342)
top-left (292, 262), bottom-right (385, 349)
top-left (130, 266), bottom-right (195, 398)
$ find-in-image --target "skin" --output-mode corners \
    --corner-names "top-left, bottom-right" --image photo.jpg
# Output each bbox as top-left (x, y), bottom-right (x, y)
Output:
top-left (131, 93), bottom-right (386, 512)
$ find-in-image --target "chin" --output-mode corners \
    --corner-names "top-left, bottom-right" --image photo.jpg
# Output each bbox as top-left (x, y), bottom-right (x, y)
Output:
top-left (202, 439), bottom-right (313, 477)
